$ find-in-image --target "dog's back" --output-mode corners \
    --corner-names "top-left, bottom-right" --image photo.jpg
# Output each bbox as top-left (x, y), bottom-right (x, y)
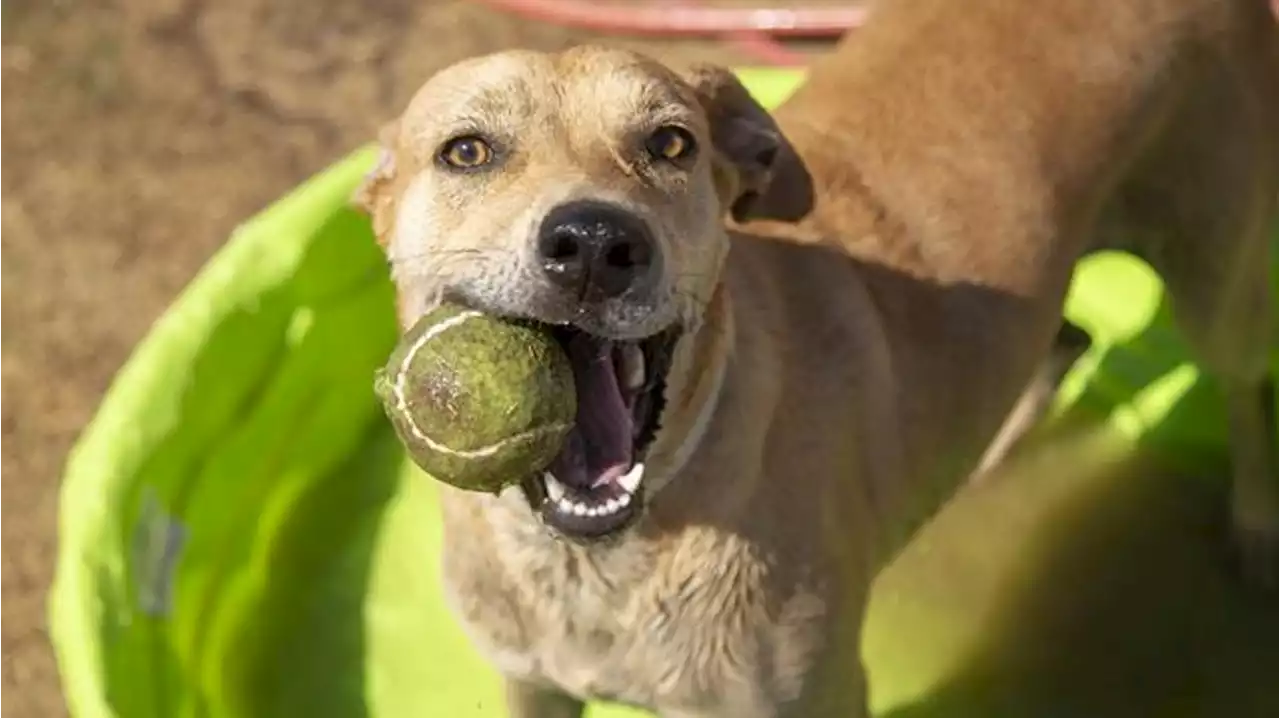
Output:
top-left (745, 0), bottom-right (1277, 558)
top-left (771, 0), bottom-right (1275, 273)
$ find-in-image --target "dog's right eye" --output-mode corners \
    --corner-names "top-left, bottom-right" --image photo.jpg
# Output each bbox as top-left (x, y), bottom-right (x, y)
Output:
top-left (439, 136), bottom-right (494, 170)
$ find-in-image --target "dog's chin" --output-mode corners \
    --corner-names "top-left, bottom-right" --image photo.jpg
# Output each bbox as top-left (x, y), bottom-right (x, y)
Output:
top-left (509, 319), bottom-right (682, 543)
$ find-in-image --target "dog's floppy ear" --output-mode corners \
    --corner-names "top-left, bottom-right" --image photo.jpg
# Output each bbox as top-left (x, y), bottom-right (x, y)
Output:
top-left (682, 64), bottom-right (813, 222)
top-left (353, 120), bottom-right (401, 244)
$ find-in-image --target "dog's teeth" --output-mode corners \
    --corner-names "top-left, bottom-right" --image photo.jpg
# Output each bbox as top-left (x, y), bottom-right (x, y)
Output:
top-left (543, 473), bottom-right (566, 502)
top-left (618, 463), bottom-right (645, 493)
top-left (621, 344), bottom-right (646, 391)
top-left (547, 483), bottom-right (634, 519)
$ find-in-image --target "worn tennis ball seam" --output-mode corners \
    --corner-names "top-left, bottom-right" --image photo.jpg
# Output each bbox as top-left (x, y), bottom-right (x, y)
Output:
top-left (390, 309), bottom-right (574, 459)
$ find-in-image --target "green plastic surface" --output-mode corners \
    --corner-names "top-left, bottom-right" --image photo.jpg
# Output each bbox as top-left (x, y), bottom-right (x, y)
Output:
top-left (49, 68), bottom-right (1273, 718)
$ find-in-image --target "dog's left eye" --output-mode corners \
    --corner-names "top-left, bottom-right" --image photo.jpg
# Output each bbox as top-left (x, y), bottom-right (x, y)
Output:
top-left (645, 126), bottom-right (697, 163)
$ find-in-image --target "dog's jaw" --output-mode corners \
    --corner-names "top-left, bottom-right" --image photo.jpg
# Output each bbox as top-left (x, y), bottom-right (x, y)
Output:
top-left (475, 284), bottom-right (734, 545)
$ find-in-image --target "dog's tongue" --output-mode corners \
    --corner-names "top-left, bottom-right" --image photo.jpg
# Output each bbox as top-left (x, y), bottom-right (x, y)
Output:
top-left (548, 334), bottom-right (633, 489)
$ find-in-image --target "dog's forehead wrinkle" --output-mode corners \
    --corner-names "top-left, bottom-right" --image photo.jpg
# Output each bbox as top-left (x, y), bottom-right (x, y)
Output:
top-left (415, 88), bottom-right (532, 145)
top-left (589, 129), bottom-right (643, 180)
top-left (405, 53), bottom-right (552, 142)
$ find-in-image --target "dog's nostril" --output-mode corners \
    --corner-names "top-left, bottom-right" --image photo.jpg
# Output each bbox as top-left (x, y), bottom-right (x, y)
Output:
top-left (605, 240), bottom-right (646, 269)
top-left (547, 233), bottom-right (580, 261)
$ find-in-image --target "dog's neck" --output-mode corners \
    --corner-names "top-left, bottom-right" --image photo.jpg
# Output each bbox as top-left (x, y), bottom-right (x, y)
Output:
top-left (648, 282), bottom-right (734, 490)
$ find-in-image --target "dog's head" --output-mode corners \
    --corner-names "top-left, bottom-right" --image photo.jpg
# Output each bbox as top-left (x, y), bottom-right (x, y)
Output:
top-left (356, 46), bottom-right (802, 541)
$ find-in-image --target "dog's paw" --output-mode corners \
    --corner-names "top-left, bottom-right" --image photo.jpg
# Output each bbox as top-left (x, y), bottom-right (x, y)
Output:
top-left (1228, 519), bottom-right (1280, 593)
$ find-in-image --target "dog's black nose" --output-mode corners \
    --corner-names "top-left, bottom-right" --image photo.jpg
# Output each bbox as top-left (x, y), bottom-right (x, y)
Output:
top-left (537, 201), bottom-right (656, 299)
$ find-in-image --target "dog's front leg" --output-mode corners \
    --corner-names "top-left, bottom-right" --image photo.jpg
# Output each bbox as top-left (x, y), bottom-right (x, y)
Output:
top-left (504, 677), bottom-right (586, 718)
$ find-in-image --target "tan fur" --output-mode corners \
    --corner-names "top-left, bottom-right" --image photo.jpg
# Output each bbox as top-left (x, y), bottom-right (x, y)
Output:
top-left (356, 2), bottom-right (1277, 715)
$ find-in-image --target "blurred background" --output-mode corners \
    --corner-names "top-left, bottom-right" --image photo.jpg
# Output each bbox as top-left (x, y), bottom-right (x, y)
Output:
top-left (0, 1), bottom-right (839, 714)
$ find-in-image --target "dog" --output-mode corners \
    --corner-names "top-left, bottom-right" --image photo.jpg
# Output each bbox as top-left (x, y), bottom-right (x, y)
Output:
top-left (354, 0), bottom-right (1276, 714)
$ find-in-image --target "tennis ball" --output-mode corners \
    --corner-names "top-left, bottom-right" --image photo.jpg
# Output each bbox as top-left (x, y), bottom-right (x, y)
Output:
top-left (374, 303), bottom-right (577, 493)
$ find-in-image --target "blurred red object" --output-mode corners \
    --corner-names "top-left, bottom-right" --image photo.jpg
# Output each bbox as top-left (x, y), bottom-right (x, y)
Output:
top-left (472, 0), bottom-right (868, 65)
top-left (472, 0), bottom-right (863, 36)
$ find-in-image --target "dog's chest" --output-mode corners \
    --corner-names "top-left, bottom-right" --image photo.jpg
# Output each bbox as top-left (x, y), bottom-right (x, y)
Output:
top-left (442, 524), bottom-right (823, 711)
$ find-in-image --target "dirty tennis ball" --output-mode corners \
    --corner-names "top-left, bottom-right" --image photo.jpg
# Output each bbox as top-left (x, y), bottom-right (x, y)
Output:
top-left (374, 303), bottom-right (577, 493)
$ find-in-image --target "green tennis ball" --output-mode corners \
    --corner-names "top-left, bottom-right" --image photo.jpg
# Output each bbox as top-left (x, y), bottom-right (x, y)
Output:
top-left (374, 303), bottom-right (577, 493)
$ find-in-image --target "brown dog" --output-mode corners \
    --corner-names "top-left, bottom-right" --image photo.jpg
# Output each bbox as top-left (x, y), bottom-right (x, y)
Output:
top-left (355, 0), bottom-right (1277, 714)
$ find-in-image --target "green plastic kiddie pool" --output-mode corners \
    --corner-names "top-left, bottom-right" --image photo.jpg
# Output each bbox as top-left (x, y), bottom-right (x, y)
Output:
top-left (49, 68), bottom-right (1276, 718)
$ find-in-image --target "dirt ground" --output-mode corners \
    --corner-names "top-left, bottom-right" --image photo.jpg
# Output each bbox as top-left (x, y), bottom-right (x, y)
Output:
top-left (1, 2), bottom-right (759, 714)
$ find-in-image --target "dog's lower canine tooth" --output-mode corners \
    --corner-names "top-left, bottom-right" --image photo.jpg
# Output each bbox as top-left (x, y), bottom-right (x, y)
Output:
top-left (618, 463), bottom-right (644, 493)
top-left (544, 473), bottom-right (565, 501)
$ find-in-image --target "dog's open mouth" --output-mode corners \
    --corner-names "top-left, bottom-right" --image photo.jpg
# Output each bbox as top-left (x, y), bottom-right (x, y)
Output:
top-left (520, 324), bottom-right (680, 539)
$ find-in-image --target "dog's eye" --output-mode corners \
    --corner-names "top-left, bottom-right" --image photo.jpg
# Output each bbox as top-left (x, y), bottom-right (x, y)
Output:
top-left (645, 126), bottom-right (697, 163)
top-left (439, 136), bottom-right (494, 170)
